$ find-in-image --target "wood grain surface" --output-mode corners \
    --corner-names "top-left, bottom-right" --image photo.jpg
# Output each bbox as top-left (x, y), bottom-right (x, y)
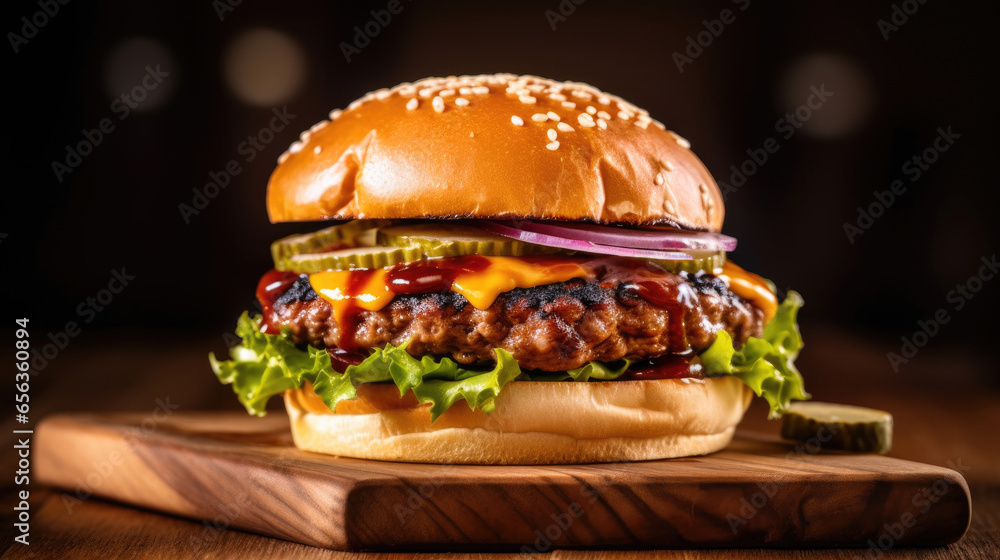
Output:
top-left (31, 412), bottom-right (971, 552)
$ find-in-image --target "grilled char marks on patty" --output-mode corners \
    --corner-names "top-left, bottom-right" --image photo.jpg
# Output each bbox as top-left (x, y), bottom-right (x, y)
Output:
top-left (267, 265), bottom-right (766, 372)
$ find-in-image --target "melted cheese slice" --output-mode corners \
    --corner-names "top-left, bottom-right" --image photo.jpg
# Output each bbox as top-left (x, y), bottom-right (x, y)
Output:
top-left (451, 257), bottom-right (589, 310)
top-left (717, 261), bottom-right (778, 323)
top-left (309, 256), bottom-right (590, 317)
top-left (310, 269), bottom-right (394, 330)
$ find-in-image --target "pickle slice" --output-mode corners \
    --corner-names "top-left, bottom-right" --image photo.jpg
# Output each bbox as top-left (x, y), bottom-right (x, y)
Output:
top-left (650, 252), bottom-right (726, 274)
top-left (780, 401), bottom-right (893, 454)
top-left (277, 246), bottom-right (424, 273)
top-left (270, 219), bottom-right (386, 266)
top-left (377, 223), bottom-right (565, 258)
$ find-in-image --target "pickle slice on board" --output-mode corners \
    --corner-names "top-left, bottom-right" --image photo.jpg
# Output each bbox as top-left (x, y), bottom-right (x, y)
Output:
top-left (377, 223), bottom-right (566, 258)
top-left (270, 219), bottom-right (386, 266)
top-left (780, 401), bottom-right (893, 454)
top-left (277, 246), bottom-right (424, 273)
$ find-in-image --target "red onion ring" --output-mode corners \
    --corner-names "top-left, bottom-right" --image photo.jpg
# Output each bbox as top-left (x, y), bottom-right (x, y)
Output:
top-left (478, 221), bottom-right (696, 260)
top-left (502, 220), bottom-right (737, 252)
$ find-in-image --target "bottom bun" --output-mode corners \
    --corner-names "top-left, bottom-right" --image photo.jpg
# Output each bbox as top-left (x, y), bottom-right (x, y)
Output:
top-left (284, 376), bottom-right (752, 464)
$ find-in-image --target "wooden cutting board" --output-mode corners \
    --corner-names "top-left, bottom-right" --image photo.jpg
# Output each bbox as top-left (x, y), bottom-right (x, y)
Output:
top-left (34, 412), bottom-right (971, 551)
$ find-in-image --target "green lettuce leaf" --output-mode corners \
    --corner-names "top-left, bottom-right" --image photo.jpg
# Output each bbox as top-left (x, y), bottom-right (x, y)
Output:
top-left (210, 312), bottom-right (522, 420)
top-left (699, 290), bottom-right (810, 418)
top-left (526, 359), bottom-right (631, 382)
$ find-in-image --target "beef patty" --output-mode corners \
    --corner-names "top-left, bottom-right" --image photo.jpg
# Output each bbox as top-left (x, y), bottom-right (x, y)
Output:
top-left (264, 264), bottom-right (766, 372)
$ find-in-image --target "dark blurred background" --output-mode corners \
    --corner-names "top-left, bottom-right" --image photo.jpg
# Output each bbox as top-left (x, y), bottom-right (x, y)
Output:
top-left (2, 0), bottom-right (998, 414)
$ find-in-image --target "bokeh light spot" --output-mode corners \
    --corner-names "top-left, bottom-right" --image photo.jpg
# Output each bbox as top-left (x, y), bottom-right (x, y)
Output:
top-left (224, 28), bottom-right (307, 106)
top-left (104, 37), bottom-right (177, 112)
top-left (780, 53), bottom-right (874, 138)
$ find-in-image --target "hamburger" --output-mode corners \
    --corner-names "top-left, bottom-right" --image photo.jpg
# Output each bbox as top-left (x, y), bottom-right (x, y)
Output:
top-left (211, 74), bottom-right (809, 464)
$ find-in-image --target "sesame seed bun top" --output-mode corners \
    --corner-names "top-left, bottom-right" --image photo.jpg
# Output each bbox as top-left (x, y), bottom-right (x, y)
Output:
top-left (266, 74), bottom-right (725, 232)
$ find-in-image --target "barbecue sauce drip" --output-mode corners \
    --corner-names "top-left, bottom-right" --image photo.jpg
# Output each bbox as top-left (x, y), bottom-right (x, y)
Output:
top-left (327, 347), bottom-right (366, 373)
top-left (255, 270), bottom-right (301, 334)
top-left (327, 269), bottom-right (379, 353)
top-left (385, 255), bottom-right (490, 293)
top-left (620, 353), bottom-right (703, 380)
top-left (620, 280), bottom-right (690, 353)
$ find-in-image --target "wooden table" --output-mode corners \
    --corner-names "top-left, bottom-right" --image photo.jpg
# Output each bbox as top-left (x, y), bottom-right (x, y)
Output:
top-left (2, 326), bottom-right (998, 559)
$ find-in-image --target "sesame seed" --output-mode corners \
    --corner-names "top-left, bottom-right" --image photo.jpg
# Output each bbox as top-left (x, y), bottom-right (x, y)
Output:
top-left (517, 88), bottom-right (531, 96)
top-left (375, 88), bottom-right (391, 100)
top-left (577, 113), bottom-right (596, 127)
top-left (665, 200), bottom-right (676, 214)
top-left (617, 111), bottom-right (631, 120)
top-left (329, 109), bottom-right (343, 120)
top-left (557, 122), bottom-right (574, 132)
top-left (531, 113), bottom-right (548, 122)
top-left (634, 119), bottom-right (650, 129)
top-left (418, 88), bottom-right (435, 98)
top-left (671, 131), bottom-right (691, 148)
top-left (314, 145), bottom-right (323, 155)
top-left (470, 131), bottom-right (475, 138)
top-left (472, 86), bottom-right (489, 94)
top-left (547, 129), bottom-right (557, 141)
top-left (652, 119), bottom-right (666, 130)
top-left (309, 121), bottom-right (328, 133)
top-left (550, 93), bottom-right (567, 102)
top-left (663, 161), bottom-right (674, 171)
top-left (406, 98), bottom-right (419, 110)
top-left (455, 97), bottom-right (470, 107)
top-left (299, 131), bottom-right (311, 142)
top-left (598, 96), bottom-right (611, 105)
top-left (439, 89), bottom-right (455, 97)
top-left (597, 110), bottom-right (612, 120)
top-left (347, 99), bottom-right (363, 110)
top-left (289, 141), bottom-right (304, 154)
top-left (597, 119), bottom-right (608, 130)
top-left (561, 101), bottom-right (577, 109)
top-left (277, 152), bottom-right (289, 164)
top-left (459, 87), bottom-right (473, 95)
top-left (546, 111), bottom-right (560, 122)
top-left (527, 84), bottom-right (545, 93)
top-left (586, 106), bottom-right (597, 115)
top-left (655, 173), bottom-right (664, 185)
top-left (546, 140), bottom-right (560, 150)
top-left (699, 183), bottom-right (708, 193)
top-left (432, 96), bottom-right (445, 113)
top-left (519, 95), bottom-right (537, 104)
top-left (511, 115), bottom-right (524, 126)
